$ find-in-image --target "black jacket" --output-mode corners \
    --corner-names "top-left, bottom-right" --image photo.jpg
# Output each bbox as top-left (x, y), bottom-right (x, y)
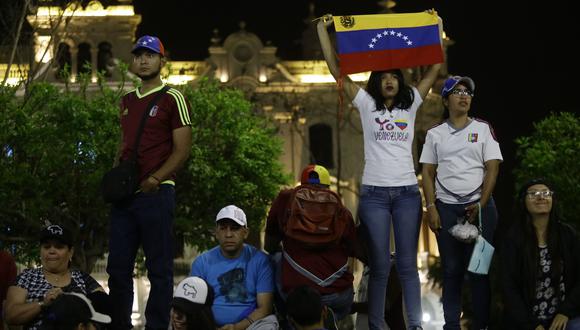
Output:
top-left (500, 222), bottom-right (580, 329)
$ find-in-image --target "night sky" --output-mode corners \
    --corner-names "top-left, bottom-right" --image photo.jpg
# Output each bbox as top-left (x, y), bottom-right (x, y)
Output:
top-left (127, 0), bottom-right (577, 220)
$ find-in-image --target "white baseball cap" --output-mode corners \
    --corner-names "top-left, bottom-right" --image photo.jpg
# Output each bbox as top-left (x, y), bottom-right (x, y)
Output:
top-left (172, 276), bottom-right (213, 311)
top-left (215, 205), bottom-right (247, 227)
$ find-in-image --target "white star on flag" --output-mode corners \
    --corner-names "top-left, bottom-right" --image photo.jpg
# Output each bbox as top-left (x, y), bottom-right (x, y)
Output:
top-left (365, 28), bottom-right (415, 49)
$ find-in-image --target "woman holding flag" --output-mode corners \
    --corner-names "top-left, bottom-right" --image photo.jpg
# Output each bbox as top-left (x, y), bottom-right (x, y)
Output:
top-left (318, 10), bottom-right (443, 330)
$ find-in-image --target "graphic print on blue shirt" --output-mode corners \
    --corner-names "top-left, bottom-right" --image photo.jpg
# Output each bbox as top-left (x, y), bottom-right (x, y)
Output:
top-left (218, 268), bottom-right (248, 303)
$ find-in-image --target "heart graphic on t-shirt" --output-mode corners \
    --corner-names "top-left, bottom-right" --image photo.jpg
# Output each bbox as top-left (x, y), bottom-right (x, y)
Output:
top-left (394, 119), bottom-right (408, 130)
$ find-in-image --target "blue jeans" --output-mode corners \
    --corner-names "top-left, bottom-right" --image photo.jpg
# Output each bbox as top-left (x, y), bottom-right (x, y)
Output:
top-left (542, 317), bottom-right (580, 329)
top-left (567, 317), bottom-right (580, 330)
top-left (436, 198), bottom-right (498, 330)
top-left (107, 185), bottom-right (175, 330)
top-left (320, 286), bottom-right (354, 321)
top-left (358, 184), bottom-right (423, 330)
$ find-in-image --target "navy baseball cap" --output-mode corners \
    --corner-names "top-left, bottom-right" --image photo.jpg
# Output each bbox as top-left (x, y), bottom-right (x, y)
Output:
top-left (132, 35), bottom-right (165, 57)
top-left (441, 76), bottom-right (475, 97)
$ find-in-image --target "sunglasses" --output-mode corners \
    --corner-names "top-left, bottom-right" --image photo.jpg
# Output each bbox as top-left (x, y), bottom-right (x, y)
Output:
top-left (525, 190), bottom-right (554, 199)
top-left (450, 89), bottom-right (474, 97)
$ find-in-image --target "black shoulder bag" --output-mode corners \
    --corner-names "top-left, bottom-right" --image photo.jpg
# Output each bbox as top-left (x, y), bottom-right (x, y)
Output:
top-left (101, 86), bottom-right (169, 204)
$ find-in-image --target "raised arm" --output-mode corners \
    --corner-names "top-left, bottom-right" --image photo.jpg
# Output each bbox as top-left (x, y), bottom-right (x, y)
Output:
top-left (416, 63), bottom-right (442, 101)
top-left (317, 14), bottom-right (359, 100)
top-left (416, 11), bottom-right (443, 100)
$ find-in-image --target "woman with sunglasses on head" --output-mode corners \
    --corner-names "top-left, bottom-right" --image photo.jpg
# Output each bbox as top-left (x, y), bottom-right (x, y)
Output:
top-left (500, 179), bottom-right (580, 330)
top-left (420, 75), bottom-right (503, 329)
top-left (317, 11), bottom-right (443, 330)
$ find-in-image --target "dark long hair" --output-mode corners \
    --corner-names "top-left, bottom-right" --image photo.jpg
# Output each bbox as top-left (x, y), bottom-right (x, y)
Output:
top-left (517, 178), bottom-right (562, 301)
top-left (173, 305), bottom-right (216, 330)
top-left (366, 69), bottom-right (414, 112)
top-left (185, 307), bottom-right (216, 330)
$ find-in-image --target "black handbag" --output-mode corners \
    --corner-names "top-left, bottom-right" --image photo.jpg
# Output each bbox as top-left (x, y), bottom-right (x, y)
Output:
top-left (101, 86), bottom-right (169, 204)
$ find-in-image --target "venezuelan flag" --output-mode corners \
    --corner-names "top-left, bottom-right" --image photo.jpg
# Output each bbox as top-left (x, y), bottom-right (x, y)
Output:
top-left (333, 12), bottom-right (444, 75)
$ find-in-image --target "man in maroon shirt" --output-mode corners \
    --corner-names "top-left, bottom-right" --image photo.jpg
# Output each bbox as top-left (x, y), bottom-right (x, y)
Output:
top-left (265, 165), bottom-right (356, 328)
top-left (0, 248), bottom-right (17, 330)
top-left (106, 35), bottom-right (192, 330)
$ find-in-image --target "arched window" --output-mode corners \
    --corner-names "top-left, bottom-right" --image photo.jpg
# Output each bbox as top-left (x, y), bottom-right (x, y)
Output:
top-left (309, 123), bottom-right (334, 169)
top-left (77, 43), bottom-right (92, 74)
top-left (55, 43), bottom-right (71, 79)
top-left (97, 42), bottom-right (113, 77)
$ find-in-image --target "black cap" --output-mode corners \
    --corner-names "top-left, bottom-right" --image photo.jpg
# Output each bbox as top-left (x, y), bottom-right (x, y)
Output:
top-left (42, 292), bottom-right (112, 327)
top-left (40, 225), bottom-right (74, 246)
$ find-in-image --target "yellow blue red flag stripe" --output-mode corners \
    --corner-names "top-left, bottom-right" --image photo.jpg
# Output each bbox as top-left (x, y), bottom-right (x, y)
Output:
top-left (333, 12), bottom-right (444, 75)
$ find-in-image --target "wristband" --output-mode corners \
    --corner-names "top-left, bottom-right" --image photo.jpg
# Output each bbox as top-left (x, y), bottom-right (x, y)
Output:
top-left (149, 175), bottom-right (161, 183)
top-left (426, 203), bottom-right (436, 209)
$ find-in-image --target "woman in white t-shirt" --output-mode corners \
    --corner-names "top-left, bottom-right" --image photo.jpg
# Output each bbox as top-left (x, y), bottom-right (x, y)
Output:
top-left (420, 76), bottom-right (502, 330)
top-left (318, 13), bottom-right (442, 330)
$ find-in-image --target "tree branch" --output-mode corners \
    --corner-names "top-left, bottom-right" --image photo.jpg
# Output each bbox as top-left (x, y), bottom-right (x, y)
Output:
top-left (2, 0), bottom-right (30, 85)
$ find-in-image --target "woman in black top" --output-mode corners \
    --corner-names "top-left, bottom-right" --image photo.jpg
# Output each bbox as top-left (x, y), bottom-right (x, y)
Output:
top-left (501, 178), bottom-right (580, 330)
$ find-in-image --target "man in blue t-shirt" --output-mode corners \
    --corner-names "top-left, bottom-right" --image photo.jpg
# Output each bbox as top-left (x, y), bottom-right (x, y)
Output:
top-left (190, 205), bottom-right (277, 329)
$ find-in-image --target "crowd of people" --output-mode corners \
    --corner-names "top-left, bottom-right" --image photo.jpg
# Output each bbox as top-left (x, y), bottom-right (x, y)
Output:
top-left (1, 9), bottom-right (579, 330)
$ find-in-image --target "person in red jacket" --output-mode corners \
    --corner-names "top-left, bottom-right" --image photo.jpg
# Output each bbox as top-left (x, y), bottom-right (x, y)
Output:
top-left (265, 164), bottom-right (357, 329)
top-left (0, 248), bottom-right (17, 330)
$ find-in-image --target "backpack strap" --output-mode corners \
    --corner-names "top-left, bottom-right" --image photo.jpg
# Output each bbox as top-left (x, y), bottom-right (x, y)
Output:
top-left (436, 177), bottom-right (482, 203)
top-left (282, 250), bottom-right (348, 287)
top-left (129, 85), bottom-right (169, 162)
